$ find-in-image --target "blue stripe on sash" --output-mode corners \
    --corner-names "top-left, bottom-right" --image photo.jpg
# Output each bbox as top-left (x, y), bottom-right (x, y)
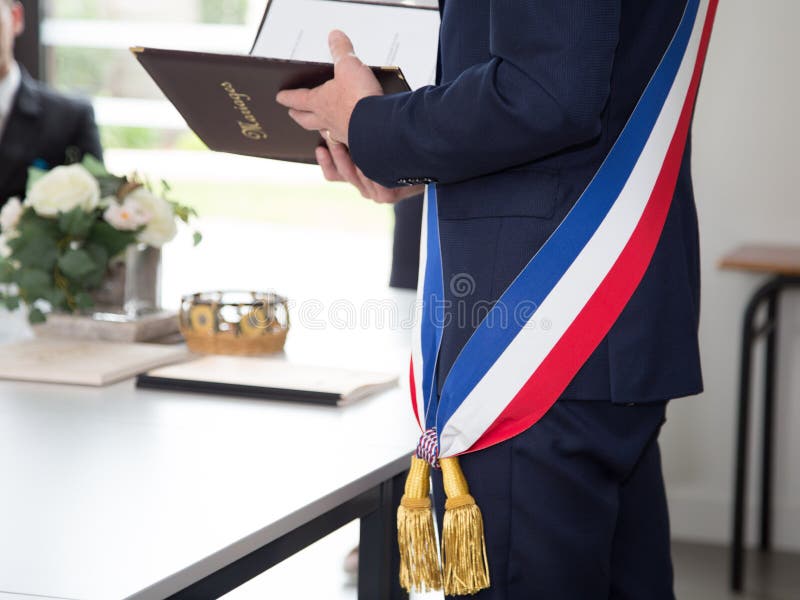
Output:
top-left (420, 186), bottom-right (445, 428)
top-left (433, 0), bottom-right (700, 431)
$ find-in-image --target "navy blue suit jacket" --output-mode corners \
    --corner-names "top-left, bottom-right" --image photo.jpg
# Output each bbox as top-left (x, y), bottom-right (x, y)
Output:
top-left (350, 0), bottom-right (703, 404)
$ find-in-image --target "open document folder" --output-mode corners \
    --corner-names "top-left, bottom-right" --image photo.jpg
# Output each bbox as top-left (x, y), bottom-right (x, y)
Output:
top-left (133, 0), bottom-right (440, 163)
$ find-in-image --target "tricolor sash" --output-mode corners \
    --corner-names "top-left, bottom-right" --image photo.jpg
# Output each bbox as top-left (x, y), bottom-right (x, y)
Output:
top-left (410, 0), bottom-right (718, 460)
top-left (398, 1), bottom-right (718, 594)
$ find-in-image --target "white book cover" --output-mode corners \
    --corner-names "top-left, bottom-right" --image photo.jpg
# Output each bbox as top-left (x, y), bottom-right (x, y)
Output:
top-left (0, 338), bottom-right (191, 386)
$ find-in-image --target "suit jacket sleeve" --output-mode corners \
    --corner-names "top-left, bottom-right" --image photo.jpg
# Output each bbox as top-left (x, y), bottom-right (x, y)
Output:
top-left (349, 0), bottom-right (620, 187)
top-left (73, 102), bottom-right (104, 163)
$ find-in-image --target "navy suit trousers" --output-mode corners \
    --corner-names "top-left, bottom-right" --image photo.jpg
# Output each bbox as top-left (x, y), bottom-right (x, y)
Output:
top-left (431, 400), bottom-right (673, 600)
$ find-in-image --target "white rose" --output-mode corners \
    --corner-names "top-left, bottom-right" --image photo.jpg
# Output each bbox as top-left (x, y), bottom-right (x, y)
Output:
top-left (103, 195), bottom-right (153, 232)
top-left (0, 197), bottom-right (23, 232)
top-left (127, 187), bottom-right (177, 248)
top-left (25, 164), bottom-right (100, 218)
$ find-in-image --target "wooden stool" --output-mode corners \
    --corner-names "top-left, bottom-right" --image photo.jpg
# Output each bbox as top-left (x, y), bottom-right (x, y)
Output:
top-left (719, 244), bottom-right (800, 592)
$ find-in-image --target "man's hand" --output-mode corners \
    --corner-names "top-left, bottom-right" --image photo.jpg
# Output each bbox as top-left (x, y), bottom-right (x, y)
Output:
top-left (277, 29), bottom-right (421, 204)
top-left (275, 30), bottom-right (382, 146)
top-left (316, 143), bottom-right (424, 205)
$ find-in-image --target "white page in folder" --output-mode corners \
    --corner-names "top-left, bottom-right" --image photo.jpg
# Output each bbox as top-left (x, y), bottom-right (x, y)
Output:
top-left (251, 0), bottom-right (440, 90)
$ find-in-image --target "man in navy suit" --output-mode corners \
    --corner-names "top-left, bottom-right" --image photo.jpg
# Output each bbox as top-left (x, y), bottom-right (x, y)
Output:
top-left (278, 1), bottom-right (702, 597)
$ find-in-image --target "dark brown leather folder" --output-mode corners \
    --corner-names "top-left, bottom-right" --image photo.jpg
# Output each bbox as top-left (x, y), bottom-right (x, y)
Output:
top-left (132, 47), bottom-right (410, 164)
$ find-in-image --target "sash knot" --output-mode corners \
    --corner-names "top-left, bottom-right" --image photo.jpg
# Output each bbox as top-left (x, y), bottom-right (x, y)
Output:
top-left (416, 428), bottom-right (440, 469)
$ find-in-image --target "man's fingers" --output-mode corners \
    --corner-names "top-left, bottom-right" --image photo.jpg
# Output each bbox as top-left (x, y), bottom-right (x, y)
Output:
top-left (316, 147), bottom-right (344, 182)
top-left (329, 142), bottom-right (360, 181)
top-left (323, 144), bottom-right (395, 204)
top-left (275, 88), bottom-right (311, 110)
top-left (329, 29), bottom-right (356, 65)
top-left (355, 166), bottom-right (395, 204)
top-left (287, 108), bottom-right (323, 131)
top-left (329, 143), bottom-right (370, 196)
top-left (361, 178), bottom-right (383, 203)
top-left (356, 168), bottom-right (387, 203)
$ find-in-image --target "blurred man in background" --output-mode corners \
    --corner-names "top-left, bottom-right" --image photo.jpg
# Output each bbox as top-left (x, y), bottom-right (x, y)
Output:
top-left (0, 0), bottom-right (102, 206)
top-left (389, 194), bottom-right (422, 290)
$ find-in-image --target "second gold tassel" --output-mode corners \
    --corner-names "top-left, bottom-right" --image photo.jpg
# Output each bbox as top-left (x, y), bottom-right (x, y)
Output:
top-left (440, 456), bottom-right (490, 596)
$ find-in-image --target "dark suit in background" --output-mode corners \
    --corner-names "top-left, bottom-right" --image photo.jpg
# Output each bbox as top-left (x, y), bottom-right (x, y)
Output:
top-left (350, 1), bottom-right (702, 597)
top-left (389, 194), bottom-right (422, 290)
top-left (0, 68), bottom-right (102, 205)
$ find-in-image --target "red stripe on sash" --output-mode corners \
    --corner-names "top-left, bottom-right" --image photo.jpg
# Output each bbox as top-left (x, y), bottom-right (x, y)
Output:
top-left (409, 358), bottom-right (421, 429)
top-left (469, 0), bottom-right (718, 454)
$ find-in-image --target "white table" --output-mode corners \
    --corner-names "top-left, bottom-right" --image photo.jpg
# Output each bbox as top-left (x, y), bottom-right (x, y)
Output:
top-left (0, 290), bottom-right (420, 600)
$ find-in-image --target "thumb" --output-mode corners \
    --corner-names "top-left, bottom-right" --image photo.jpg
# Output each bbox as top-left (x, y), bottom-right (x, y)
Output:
top-left (329, 29), bottom-right (356, 65)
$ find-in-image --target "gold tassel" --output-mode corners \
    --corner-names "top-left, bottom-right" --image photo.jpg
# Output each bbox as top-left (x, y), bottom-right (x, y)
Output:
top-left (440, 456), bottom-right (490, 596)
top-left (397, 455), bottom-right (442, 593)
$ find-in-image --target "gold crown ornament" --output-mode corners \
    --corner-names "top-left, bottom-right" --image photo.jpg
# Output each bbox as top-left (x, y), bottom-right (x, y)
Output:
top-left (179, 291), bottom-right (289, 355)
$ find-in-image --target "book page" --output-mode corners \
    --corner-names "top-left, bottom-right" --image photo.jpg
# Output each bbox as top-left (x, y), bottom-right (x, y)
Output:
top-left (251, 0), bottom-right (440, 90)
top-left (147, 355), bottom-right (398, 398)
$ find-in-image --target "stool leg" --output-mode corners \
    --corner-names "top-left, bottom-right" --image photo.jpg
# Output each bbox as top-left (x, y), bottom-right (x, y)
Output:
top-left (759, 292), bottom-right (778, 552)
top-left (731, 296), bottom-right (759, 592)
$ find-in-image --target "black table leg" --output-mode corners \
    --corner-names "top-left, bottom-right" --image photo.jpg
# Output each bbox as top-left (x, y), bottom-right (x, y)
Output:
top-left (359, 470), bottom-right (409, 600)
top-left (167, 486), bottom-right (381, 599)
top-left (759, 291), bottom-right (778, 552)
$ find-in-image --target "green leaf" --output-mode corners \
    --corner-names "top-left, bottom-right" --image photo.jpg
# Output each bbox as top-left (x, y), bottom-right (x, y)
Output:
top-left (58, 248), bottom-right (97, 282)
top-left (192, 231), bottom-right (203, 246)
top-left (16, 269), bottom-right (53, 300)
top-left (8, 234), bottom-right (58, 271)
top-left (58, 207), bottom-right (97, 238)
top-left (98, 174), bottom-right (126, 198)
top-left (3, 295), bottom-right (20, 311)
top-left (0, 258), bottom-right (15, 283)
top-left (28, 306), bottom-right (46, 324)
top-left (46, 287), bottom-right (68, 310)
top-left (74, 291), bottom-right (95, 310)
top-left (169, 200), bottom-right (197, 224)
top-left (13, 209), bottom-right (62, 271)
top-left (87, 221), bottom-right (137, 258)
top-left (17, 207), bottom-right (60, 234)
top-left (81, 153), bottom-right (110, 178)
top-left (82, 243), bottom-right (109, 288)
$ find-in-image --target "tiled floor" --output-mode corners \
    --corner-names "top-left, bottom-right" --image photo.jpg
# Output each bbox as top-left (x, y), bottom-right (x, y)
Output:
top-left (673, 541), bottom-right (800, 600)
top-left (220, 523), bottom-right (800, 599)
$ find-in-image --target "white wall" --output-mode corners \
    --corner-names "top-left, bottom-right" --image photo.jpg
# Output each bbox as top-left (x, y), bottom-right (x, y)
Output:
top-left (662, 0), bottom-right (800, 550)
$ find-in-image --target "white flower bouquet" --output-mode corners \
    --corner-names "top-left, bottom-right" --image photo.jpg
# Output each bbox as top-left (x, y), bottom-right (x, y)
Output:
top-left (0, 155), bottom-right (200, 323)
